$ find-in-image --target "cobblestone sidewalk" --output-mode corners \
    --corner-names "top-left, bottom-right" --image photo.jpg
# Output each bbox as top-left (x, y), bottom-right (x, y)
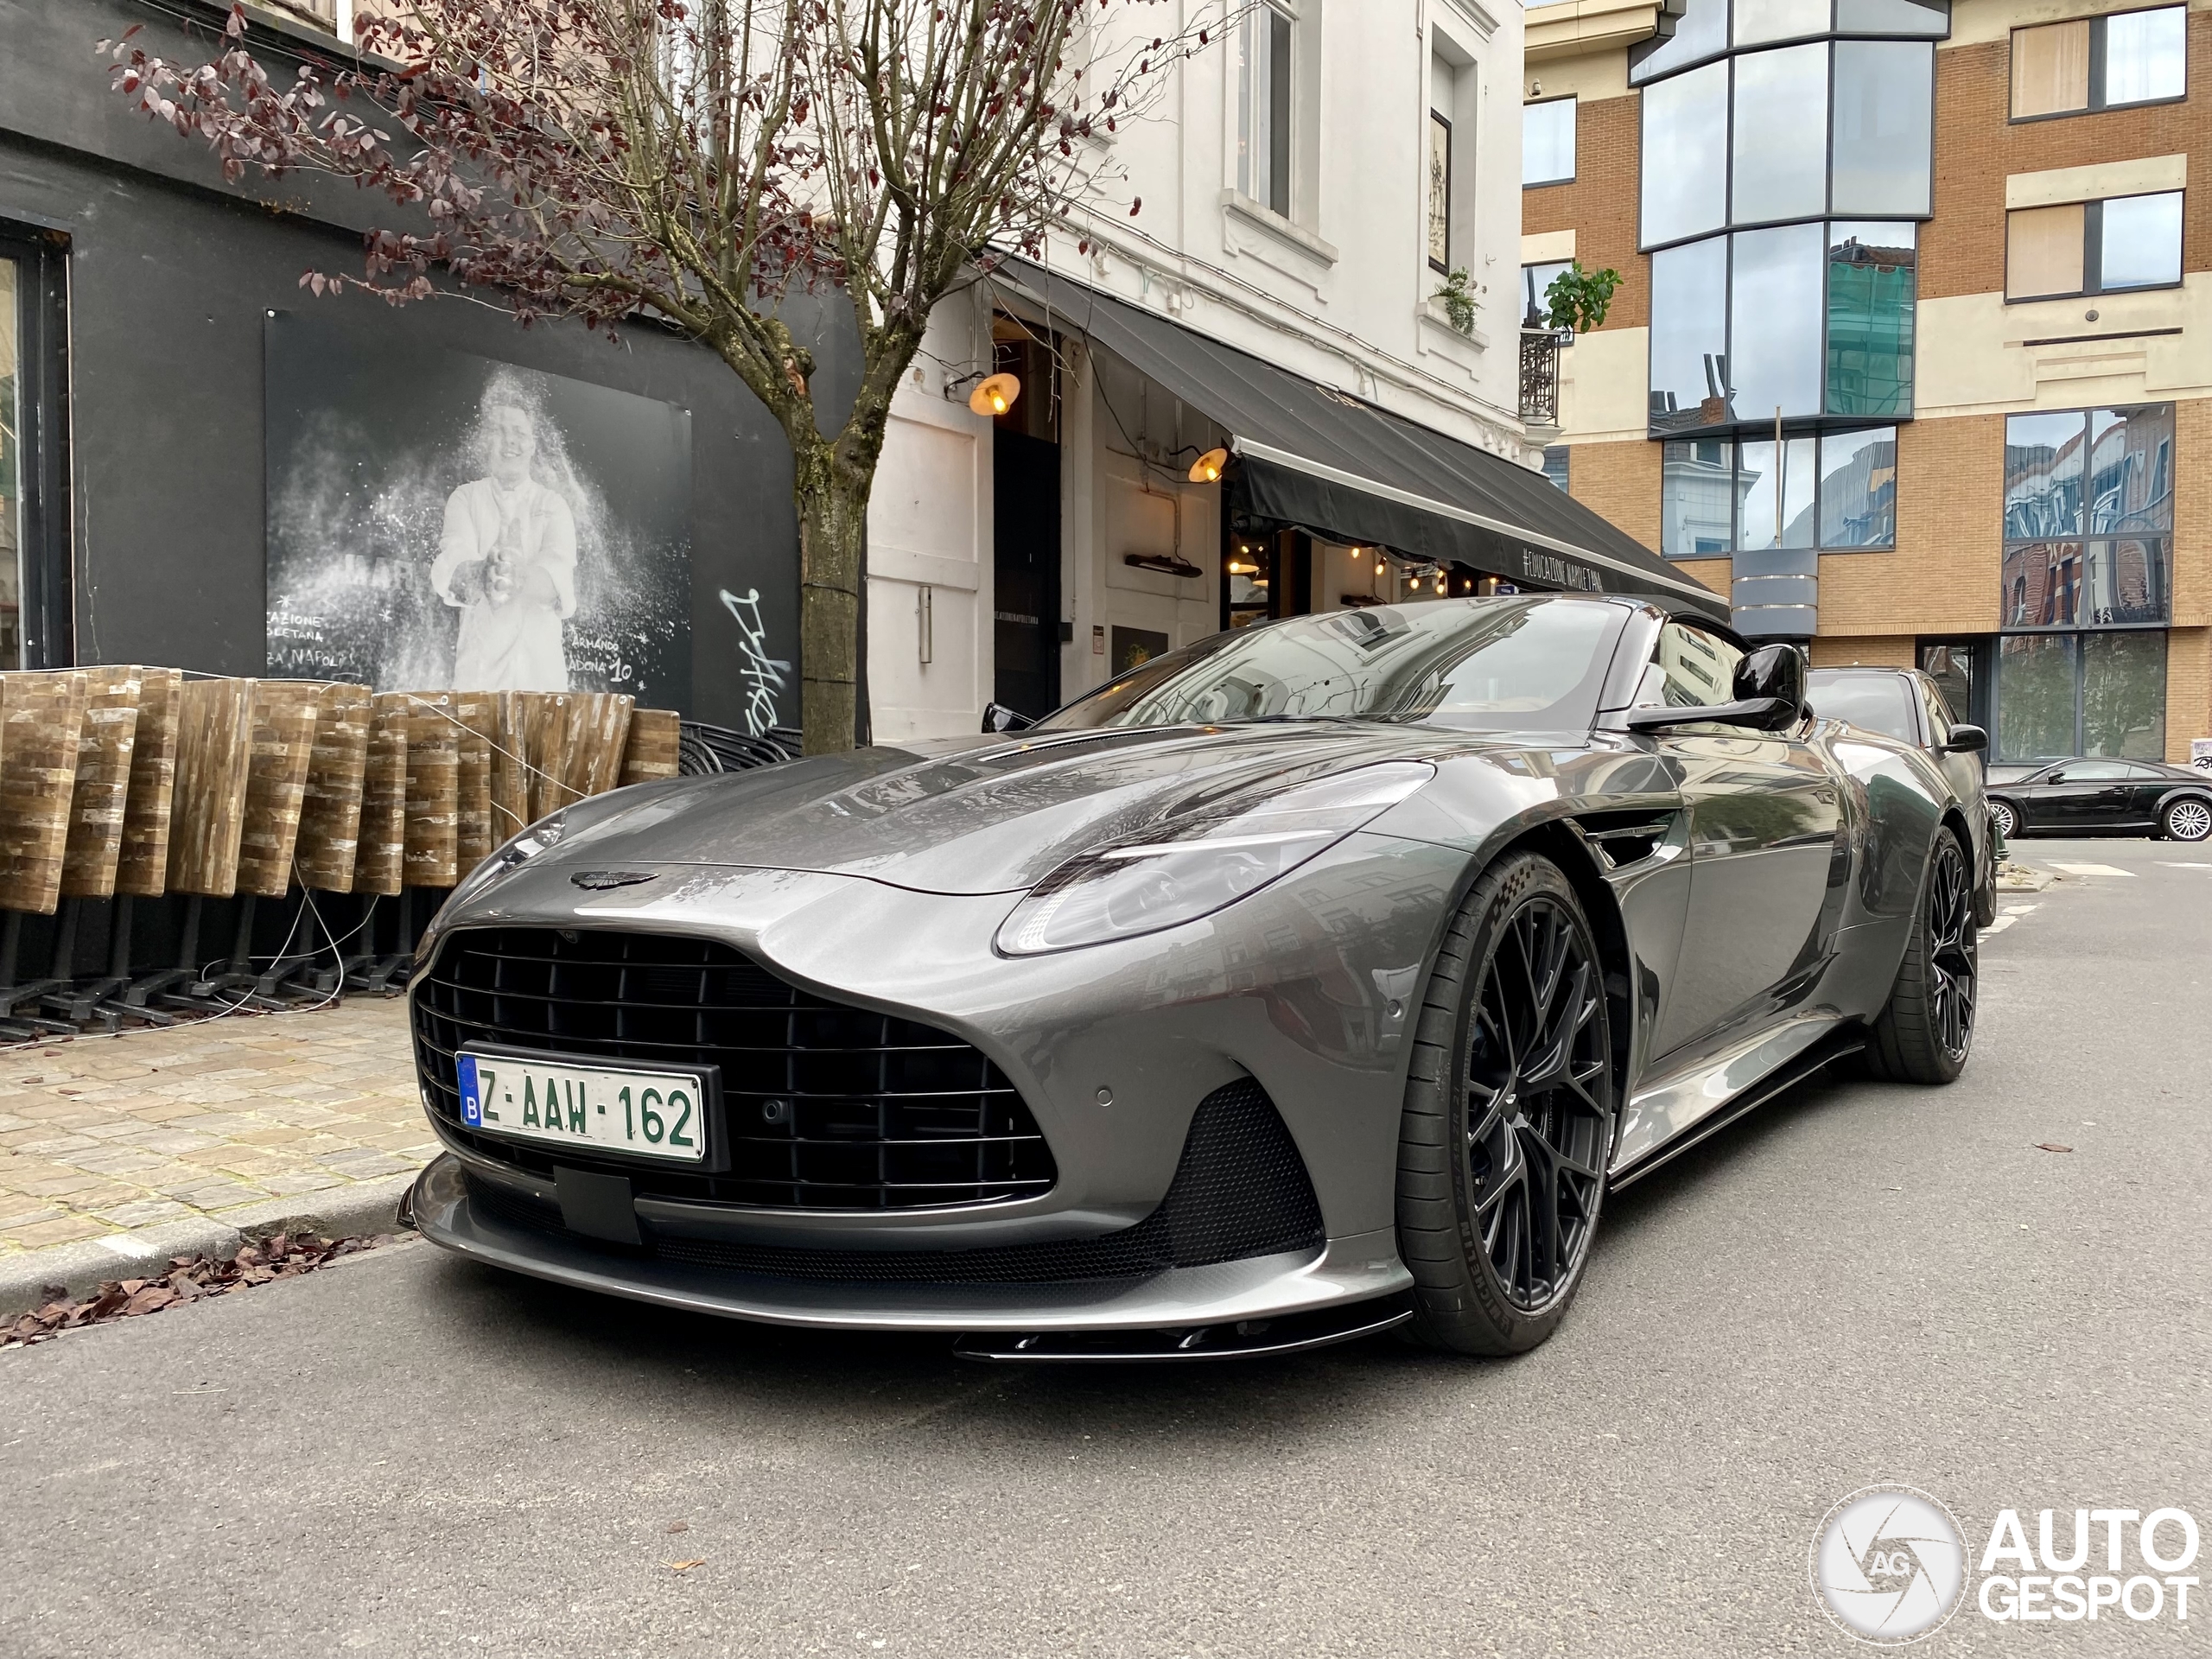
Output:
top-left (0, 999), bottom-right (429, 1255)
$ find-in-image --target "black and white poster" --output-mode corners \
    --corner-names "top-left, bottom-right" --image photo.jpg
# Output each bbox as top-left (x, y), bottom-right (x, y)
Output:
top-left (264, 315), bottom-right (693, 704)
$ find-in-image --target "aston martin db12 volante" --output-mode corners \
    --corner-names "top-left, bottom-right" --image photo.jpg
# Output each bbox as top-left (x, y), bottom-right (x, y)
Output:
top-left (407, 595), bottom-right (1986, 1360)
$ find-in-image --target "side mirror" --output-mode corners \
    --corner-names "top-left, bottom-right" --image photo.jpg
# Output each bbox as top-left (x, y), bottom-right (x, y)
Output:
top-left (1942, 724), bottom-right (1988, 754)
top-left (981, 702), bottom-right (1036, 734)
top-left (1732, 643), bottom-right (1806, 713)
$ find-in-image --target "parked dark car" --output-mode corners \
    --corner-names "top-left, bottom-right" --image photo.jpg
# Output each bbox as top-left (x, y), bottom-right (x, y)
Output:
top-left (1807, 666), bottom-right (1997, 923)
top-left (407, 596), bottom-right (1991, 1363)
top-left (1984, 758), bottom-right (2212, 842)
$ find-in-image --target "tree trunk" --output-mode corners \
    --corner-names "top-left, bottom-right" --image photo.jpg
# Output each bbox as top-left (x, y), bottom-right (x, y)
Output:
top-left (794, 440), bottom-right (870, 756)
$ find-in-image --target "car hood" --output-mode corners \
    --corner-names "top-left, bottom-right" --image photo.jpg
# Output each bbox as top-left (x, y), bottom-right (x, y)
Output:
top-left (527, 722), bottom-right (1511, 896)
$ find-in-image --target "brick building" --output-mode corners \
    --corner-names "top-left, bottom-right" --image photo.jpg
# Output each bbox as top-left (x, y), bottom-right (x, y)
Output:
top-left (1521, 0), bottom-right (2210, 763)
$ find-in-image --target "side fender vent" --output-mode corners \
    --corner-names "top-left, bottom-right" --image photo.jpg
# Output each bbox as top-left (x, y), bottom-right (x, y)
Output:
top-left (1573, 809), bottom-right (1685, 872)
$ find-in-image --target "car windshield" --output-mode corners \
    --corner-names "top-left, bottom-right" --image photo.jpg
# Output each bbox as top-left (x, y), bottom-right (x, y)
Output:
top-left (1808, 671), bottom-right (1920, 743)
top-left (1036, 597), bottom-right (1626, 734)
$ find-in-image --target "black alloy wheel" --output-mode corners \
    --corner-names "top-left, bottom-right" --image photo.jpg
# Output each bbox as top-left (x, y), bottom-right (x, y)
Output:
top-left (1463, 896), bottom-right (1611, 1311)
top-left (1923, 833), bottom-right (1977, 1064)
top-left (1866, 826), bottom-right (1978, 1084)
top-left (1396, 853), bottom-right (1616, 1354)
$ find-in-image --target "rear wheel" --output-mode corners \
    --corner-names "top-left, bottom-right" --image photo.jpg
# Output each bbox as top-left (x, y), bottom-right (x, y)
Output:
top-left (1395, 854), bottom-right (1615, 1356)
top-left (2163, 797), bottom-right (2212, 842)
top-left (1866, 827), bottom-right (1977, 1084)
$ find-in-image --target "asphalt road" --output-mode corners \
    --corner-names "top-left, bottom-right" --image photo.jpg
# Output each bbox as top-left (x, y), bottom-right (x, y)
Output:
top-left (5, 838), bottom-right (2209, 1658)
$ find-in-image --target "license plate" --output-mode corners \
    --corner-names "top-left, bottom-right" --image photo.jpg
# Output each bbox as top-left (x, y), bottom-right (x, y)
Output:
top-left (456, 1050), bottom-right (712, 1164)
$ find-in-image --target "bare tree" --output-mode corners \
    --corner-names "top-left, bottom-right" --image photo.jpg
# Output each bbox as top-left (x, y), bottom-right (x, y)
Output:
top-left (105, 0), bottom-right (1229, 750)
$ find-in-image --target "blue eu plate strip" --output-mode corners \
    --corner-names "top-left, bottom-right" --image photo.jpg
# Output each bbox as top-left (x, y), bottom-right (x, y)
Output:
top-left (457, 1053), bottom-right (482, 1127)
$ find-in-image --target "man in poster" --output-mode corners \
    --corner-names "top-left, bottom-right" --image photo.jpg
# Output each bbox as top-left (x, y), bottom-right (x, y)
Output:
top-left (429, 390), bottom-right (577, 689)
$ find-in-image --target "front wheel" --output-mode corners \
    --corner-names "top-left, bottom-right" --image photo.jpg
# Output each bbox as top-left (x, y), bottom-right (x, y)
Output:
top-left (1395, 853), bottom-right (1616, 1355)
top-left (1989, 798), bottom-right (2019, 840)
top-left (1866, 827), bottom-right (1978, 1084)
top-left (2163, 796), bottom-right (2212, 842)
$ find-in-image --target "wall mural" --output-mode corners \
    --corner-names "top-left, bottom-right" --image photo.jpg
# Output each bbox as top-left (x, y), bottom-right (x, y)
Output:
top-left (264, 315), bottom-right (693, 707)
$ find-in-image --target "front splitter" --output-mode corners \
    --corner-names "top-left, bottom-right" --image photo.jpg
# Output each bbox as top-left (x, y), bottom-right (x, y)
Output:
top-left (409, 1154), bottom-right (1413, 1336)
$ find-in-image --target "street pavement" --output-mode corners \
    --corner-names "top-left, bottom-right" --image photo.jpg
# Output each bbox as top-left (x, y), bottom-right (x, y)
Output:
top-left (3, 839), bottom-right (2208, 1657)
top-left (0, 999), bottom-right (426, 1255)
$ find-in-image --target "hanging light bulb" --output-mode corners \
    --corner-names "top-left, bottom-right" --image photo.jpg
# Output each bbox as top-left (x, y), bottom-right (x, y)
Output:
top-left (1434, 572), bottom-right (1446, 594)
top-left (968, 372), bottom-right (1022, 416)
top-left (1188, 447), bottom-right (1229, 483)
top-left (1374, 560), bottom-right (1385, 576)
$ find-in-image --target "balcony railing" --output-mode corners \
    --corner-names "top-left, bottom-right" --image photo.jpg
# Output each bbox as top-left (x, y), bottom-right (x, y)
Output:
top-left (1519, 329), bottom-right (1562, 428)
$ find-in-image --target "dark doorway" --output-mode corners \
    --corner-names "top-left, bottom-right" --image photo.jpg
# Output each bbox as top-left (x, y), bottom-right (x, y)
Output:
top-left (993, 429), bottom-right (1061, 718)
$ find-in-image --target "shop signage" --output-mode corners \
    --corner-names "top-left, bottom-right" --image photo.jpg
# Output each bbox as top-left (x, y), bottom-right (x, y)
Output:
top-left (1519, 547), bottom-right (1605, 593)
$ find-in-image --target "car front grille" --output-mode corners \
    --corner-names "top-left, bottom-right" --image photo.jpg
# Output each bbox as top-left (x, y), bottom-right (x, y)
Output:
top-left (461, 1077), bottom-right (1325, 1285)
top-left (411, 926), bottom-right (1057, 1210)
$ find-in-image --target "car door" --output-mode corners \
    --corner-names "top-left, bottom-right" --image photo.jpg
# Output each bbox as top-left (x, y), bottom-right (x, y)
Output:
top-left (2037, 760), bottom-right (2136, 829)
top-left (1640, 624), bottom-right (1845, 1059)
top-left (2121, 764), bottom-right (2175, 825)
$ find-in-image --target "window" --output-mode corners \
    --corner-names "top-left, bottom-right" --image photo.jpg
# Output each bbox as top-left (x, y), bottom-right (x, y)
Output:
top-left (1830, 41), bottom-right (1934, 216)
top-left (1995, 631), bottom-right (2166, 760)
top-left (2012, 7), bottom-right (2185, 118)
top-left (1826, 224), bottom-right (1917, 417)
top-left (1998, 404), bottom-right (2172, 760)
top-left (1662, 428), bottom-right (1897, 556)
top-left (2005, 192), bottom-right (2183, 299)
top-left (1649, 220), bottom-right (1916, 431)
top-left (1523, 98), bottom-right (1577, 188)
top-left (1237, 2), bottom-right (1294, 216)
top-left (2002, 404), bottom-right (2171, 626)
top-left (1641, 63), bottom-right (1729, 244)
top-left (1732, 44), bottom-right (1829, 223)
top-left (1522, 260), bottom-right (1572, 327)
top-left (1642, 41), bottom-right (1933, 244)
top-left (1807, 671), bottom-right (1921, 741)
top-left (1428, 111), bottom-right (1452, 270)
top-left (1542, 445), bottom-right (1572, 492)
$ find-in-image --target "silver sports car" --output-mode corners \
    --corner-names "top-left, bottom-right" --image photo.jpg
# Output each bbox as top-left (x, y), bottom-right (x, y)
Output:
top-left (406, 595), bottom-right (1986, 1360)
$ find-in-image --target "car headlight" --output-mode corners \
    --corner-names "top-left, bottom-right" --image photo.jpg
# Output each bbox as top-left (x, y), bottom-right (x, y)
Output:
top-left (995, 761), bottom-right (1434, 956)
top-left (441, 807), bottom-right (575, 912)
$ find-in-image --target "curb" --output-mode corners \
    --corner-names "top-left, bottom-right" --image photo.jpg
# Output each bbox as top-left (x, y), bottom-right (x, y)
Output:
top-left (0, 1170), bottom-right (420, 1319)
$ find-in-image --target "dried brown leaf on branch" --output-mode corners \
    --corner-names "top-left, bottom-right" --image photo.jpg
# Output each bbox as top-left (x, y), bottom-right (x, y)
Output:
top-left (1, 1232), bottom-right (401, 1349)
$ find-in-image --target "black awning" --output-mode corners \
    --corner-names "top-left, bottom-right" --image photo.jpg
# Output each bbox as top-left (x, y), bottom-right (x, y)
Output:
top-left (994, 257), bottom-right (1727, 623)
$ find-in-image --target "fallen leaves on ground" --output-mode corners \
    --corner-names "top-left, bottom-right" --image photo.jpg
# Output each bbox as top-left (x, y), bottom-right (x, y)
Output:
top-left (665, 1560), bottom-right (708, 1573)
top-left (2, 1232), bottom-right (401, 1349)
top-left (2034, 1142), bottom-right (2075, 1154)
top-left (666, 1522), bottom-right (690, 1535)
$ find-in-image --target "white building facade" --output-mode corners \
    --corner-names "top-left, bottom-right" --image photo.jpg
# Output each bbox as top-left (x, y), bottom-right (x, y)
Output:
top-left (864, 0), bottom-right (1549, 741)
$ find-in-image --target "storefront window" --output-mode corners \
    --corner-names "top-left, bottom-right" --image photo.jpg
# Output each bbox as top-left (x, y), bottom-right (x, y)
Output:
top-left (2080, 631), bottom-right (2166, 758)
top-left (1918, 640), bottom-right (1977, 723)
top-left (1996, 633), bottom-right (2077, 760)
